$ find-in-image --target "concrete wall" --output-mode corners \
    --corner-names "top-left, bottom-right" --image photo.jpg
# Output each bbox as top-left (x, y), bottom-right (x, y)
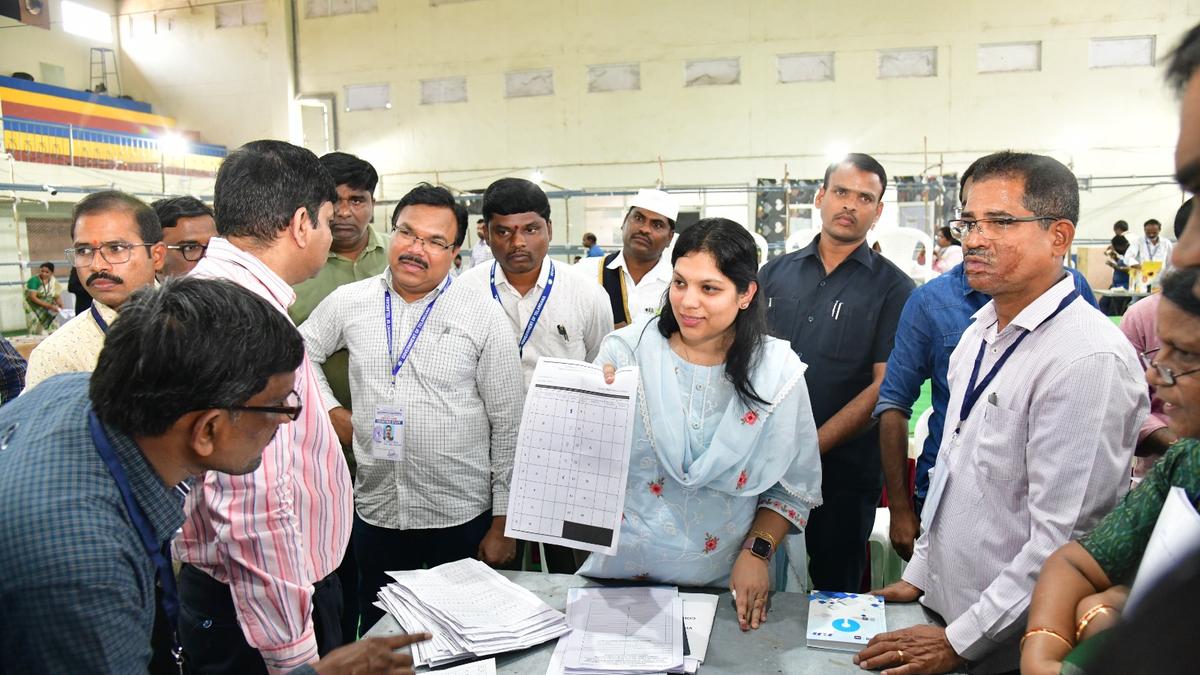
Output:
top-left (0, 0), bottom-right (118, 92)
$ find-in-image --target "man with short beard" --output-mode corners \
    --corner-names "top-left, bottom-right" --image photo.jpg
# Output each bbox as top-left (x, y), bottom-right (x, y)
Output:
top-left (24, 190), bottom-right (165, 391)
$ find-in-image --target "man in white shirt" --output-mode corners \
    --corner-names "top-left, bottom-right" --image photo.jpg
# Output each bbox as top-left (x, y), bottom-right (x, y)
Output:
top-left (298, 183), bottom-right (524, 631)
top-left (855, 152), bottom-right (1146, 675)
top-left (457, 178), bottom-right (612, 389)
top-left (25, 191), bottom-right (165, 391)
top-left (468, 217), bottom-right (493, 268)
top-left (1123, 217), bottom-right (1174, 267)
top-left (574, 189), bottom-right (678, 327)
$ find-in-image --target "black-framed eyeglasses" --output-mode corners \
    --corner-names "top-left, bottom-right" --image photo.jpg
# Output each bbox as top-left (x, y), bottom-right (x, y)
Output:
top-left (65, 242), bottom-right (155, 268)
top-left (390, 226), bottom-right (454, 252)
top-left (947, 215), bottom-right (1062, 241)
top-left (228, 389), bottom-right (303, 421)
top-left (1141, 348), bottom-right (1200, 386)
top-left (165, 243), bottom-right (208, 262)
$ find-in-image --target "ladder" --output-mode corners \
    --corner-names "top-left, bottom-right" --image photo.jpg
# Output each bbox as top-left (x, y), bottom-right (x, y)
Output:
top-left (89, 47), bottom-right (121, 96)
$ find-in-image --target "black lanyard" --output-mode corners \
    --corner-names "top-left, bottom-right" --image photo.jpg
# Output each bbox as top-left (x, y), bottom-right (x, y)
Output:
top-left (90, 304), bottom-right (109, 333)
top-left (89, 410), bottom-right (183, 668)
top-left (955, 290), bottom-right (1079, 433)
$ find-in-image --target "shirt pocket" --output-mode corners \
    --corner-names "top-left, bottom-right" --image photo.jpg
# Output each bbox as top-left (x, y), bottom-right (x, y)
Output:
top-left (818, 302), bottom-right (874, 362)
top-left (973, 402), bottom-right (1027, 482)
top-left (766, 296), bottom-right (800, 342)
top-left (424, 328), bottom-right (479, 388)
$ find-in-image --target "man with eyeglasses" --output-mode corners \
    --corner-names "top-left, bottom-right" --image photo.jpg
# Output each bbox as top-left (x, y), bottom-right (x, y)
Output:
top-left (855, 151), bottom-right (1147, 675)
top-left (874, 157), bottom-right (1097, 563)
top-left (24, 190), bottom-right (165, 391)
top-left (299, 182), bottom-right (523, 634)
top-left (174, 140), bottom-right (354, 675)
top-left (152, 196), bottom-right (217, 277)
top-left (0, 277), bottom-right (429, 675)
top-left (575, 188), bottom-right (679, 329)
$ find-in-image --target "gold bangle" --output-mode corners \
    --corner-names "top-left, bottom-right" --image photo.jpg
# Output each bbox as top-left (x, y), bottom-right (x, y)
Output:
top-left (749, 529), bottom-right (778, 549)
top-left (1075, 604), bottom-right (1117, 642)
top-left (1020, 628), bottom-right (1073, 653)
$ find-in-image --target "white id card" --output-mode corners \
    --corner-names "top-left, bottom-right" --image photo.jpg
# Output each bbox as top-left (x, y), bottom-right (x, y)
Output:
top-left (372, 406), bottom-right (405, 461)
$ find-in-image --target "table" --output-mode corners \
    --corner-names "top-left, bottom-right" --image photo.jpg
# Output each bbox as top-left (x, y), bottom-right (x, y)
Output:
top-left (365, 571), bottom-right (968, 674)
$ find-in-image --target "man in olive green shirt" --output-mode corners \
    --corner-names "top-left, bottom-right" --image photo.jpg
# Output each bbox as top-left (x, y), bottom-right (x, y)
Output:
top-left (289, 151), bottom-right (385, 641)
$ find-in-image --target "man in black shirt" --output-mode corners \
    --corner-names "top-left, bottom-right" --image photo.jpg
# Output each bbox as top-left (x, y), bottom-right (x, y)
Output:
top-left (759, 153), bottom-right (915, 592)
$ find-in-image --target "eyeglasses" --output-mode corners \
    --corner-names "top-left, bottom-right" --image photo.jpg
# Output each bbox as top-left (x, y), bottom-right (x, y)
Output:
top-left (390, 226), bottom-right (454, 253)
top-left (65, 242), bottom-right (155, 268)
top-left (1141, 348), bottom-right (1200, 386)
top-left (947, 215), bottom-right (1061, 241)
top-left (165, 243), bottom-right (208, 261)
top-left (228, 390), bottom-right (303, 421)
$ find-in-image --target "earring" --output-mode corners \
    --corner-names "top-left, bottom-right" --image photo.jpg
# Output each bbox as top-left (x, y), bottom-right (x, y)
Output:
top-left (739, 303), bottom-right (749, 309)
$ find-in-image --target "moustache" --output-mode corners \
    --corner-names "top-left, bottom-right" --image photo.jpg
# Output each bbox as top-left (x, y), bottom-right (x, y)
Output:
top-left (965, 247), bottom-right (990, 259)
top-left (396, 254), bottom-right (428, 270)
top-left (86, 271), bottom-right (124, 287)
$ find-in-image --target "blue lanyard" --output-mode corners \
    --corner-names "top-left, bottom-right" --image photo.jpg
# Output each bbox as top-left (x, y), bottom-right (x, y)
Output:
top-left (90, 304), bottom-right (109, 334)
top-left (88, 410), bottom-right (182, 664)
top-left (490, 261), bottom-right (555, 356)
top-left (955, 290), bottom-right (1079, 432)
top-left (385, 276), bottom-right (452, 378)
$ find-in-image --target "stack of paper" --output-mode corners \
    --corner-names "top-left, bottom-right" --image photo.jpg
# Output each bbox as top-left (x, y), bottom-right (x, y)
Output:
top-left (376, 558), bottom-right (569, 668)
top-left (806, 591), bottom-right (887, 652)
top-left (1127, 486), bottom-right (1200, 614)
top-left (547, 586), bottom-right (687, 674)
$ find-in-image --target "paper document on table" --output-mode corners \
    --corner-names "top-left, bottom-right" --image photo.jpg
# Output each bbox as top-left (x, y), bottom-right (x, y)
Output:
top-left (558, 586), bottom-right (685, 674)
top-left (1127, 486), bottom-right (1200, 613)
top-left (376, 558), bottom-right (568, 667)
top-left (678, 593), bottom-right (718, 665)
top-left (437, 658), bottom-right (497, 674)
top-left (506, 358), bottom-right (639, 555)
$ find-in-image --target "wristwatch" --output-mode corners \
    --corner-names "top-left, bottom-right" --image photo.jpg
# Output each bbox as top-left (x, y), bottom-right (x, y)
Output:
top-left (741, 535), bottom-right (774, 560)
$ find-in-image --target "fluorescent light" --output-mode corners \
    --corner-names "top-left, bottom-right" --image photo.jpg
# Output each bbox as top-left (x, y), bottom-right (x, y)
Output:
top-left (530, 169), bottom-right (544, 184)
top-left (825, 143), bottom-right (849, 164)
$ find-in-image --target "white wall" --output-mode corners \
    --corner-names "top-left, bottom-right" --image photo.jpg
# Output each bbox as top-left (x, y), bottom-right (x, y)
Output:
top-left (116, 0), bottom-right (293, 149)
top-left (0, 0), bottom-right (118, 90)
top-left (290, 0), bottom-right (1194, 239)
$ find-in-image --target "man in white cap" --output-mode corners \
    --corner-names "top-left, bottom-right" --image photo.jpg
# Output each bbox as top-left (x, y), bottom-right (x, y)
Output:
top-left (575, 188), bottom-right (678, 328)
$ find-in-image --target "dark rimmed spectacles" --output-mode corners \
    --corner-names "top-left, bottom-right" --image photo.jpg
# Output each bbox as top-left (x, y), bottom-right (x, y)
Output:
top-left (66, 242), bottom-right (155, 267)
top-left (390, 226), bottom-right (455, 252)
top-left (1141, 348), bottom-right (1200, 387)
top-left (948, 215), bottom-right (1062, 241)
top-left (165, 243), bottom-right (208, 261)
top-left (228, 390), bottom-right (303, 421)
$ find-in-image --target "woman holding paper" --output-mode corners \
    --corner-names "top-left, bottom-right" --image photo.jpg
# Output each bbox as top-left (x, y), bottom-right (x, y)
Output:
top-left (581, 218), bottom-right (822, 632)
top-left (1022, 266), bottom-right (1200, 675)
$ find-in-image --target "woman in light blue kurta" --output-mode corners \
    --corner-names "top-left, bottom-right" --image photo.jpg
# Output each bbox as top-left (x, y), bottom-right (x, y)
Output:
top-left (579, 218), bottom-right (822, 631)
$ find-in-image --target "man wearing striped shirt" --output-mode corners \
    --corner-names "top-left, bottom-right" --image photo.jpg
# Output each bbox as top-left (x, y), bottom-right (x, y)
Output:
top-left (299, 183), bottom-right (524, 631)
top-left (856, 152), bottom-right (1146, 674)
top-left (174, 140), bottom-right (354, 674)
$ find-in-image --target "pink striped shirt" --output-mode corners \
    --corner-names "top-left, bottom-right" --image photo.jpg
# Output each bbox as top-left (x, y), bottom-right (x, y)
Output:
top-left (173, 237), bottom-right (353, 673)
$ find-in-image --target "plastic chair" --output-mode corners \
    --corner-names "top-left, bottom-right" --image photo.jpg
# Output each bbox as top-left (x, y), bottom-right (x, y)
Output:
top-left (785, 228), bottom-right (818, 254)
top-left (749, 231), bottom-right (770, 269)
top-left (873, 228), bottom-right (935, 283)
top-left (867, 509), bottom-right (907, 589)
top-left (911, 407), bottom-right (934, 461)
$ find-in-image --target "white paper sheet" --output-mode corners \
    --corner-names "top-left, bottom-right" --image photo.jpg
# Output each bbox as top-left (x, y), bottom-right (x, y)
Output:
top-left (678, 593), bottom-right (718, 664)
top-left (506, 358), bottom-right (639, 555)
top-left (1126, 486), bottom-right (1200, 613)
top-left (560, 586), bottom-right (684, 673)
top-left (438, 658), bottom-right (498, 675)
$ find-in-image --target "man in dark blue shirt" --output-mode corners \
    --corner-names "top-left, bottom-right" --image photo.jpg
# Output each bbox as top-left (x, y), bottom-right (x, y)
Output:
top-left (760, 153), bottom-right (915, 592)
top-left (0, 336), bottom-right (27, 404)
top-left (875, 261), bottom-right (1099, 560)
top-left (0, 277), bottom-right (425, 674)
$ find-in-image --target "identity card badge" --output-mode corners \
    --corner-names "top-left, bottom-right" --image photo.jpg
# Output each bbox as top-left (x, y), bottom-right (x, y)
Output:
top-left (372, 406), bottom-right (405, 461)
